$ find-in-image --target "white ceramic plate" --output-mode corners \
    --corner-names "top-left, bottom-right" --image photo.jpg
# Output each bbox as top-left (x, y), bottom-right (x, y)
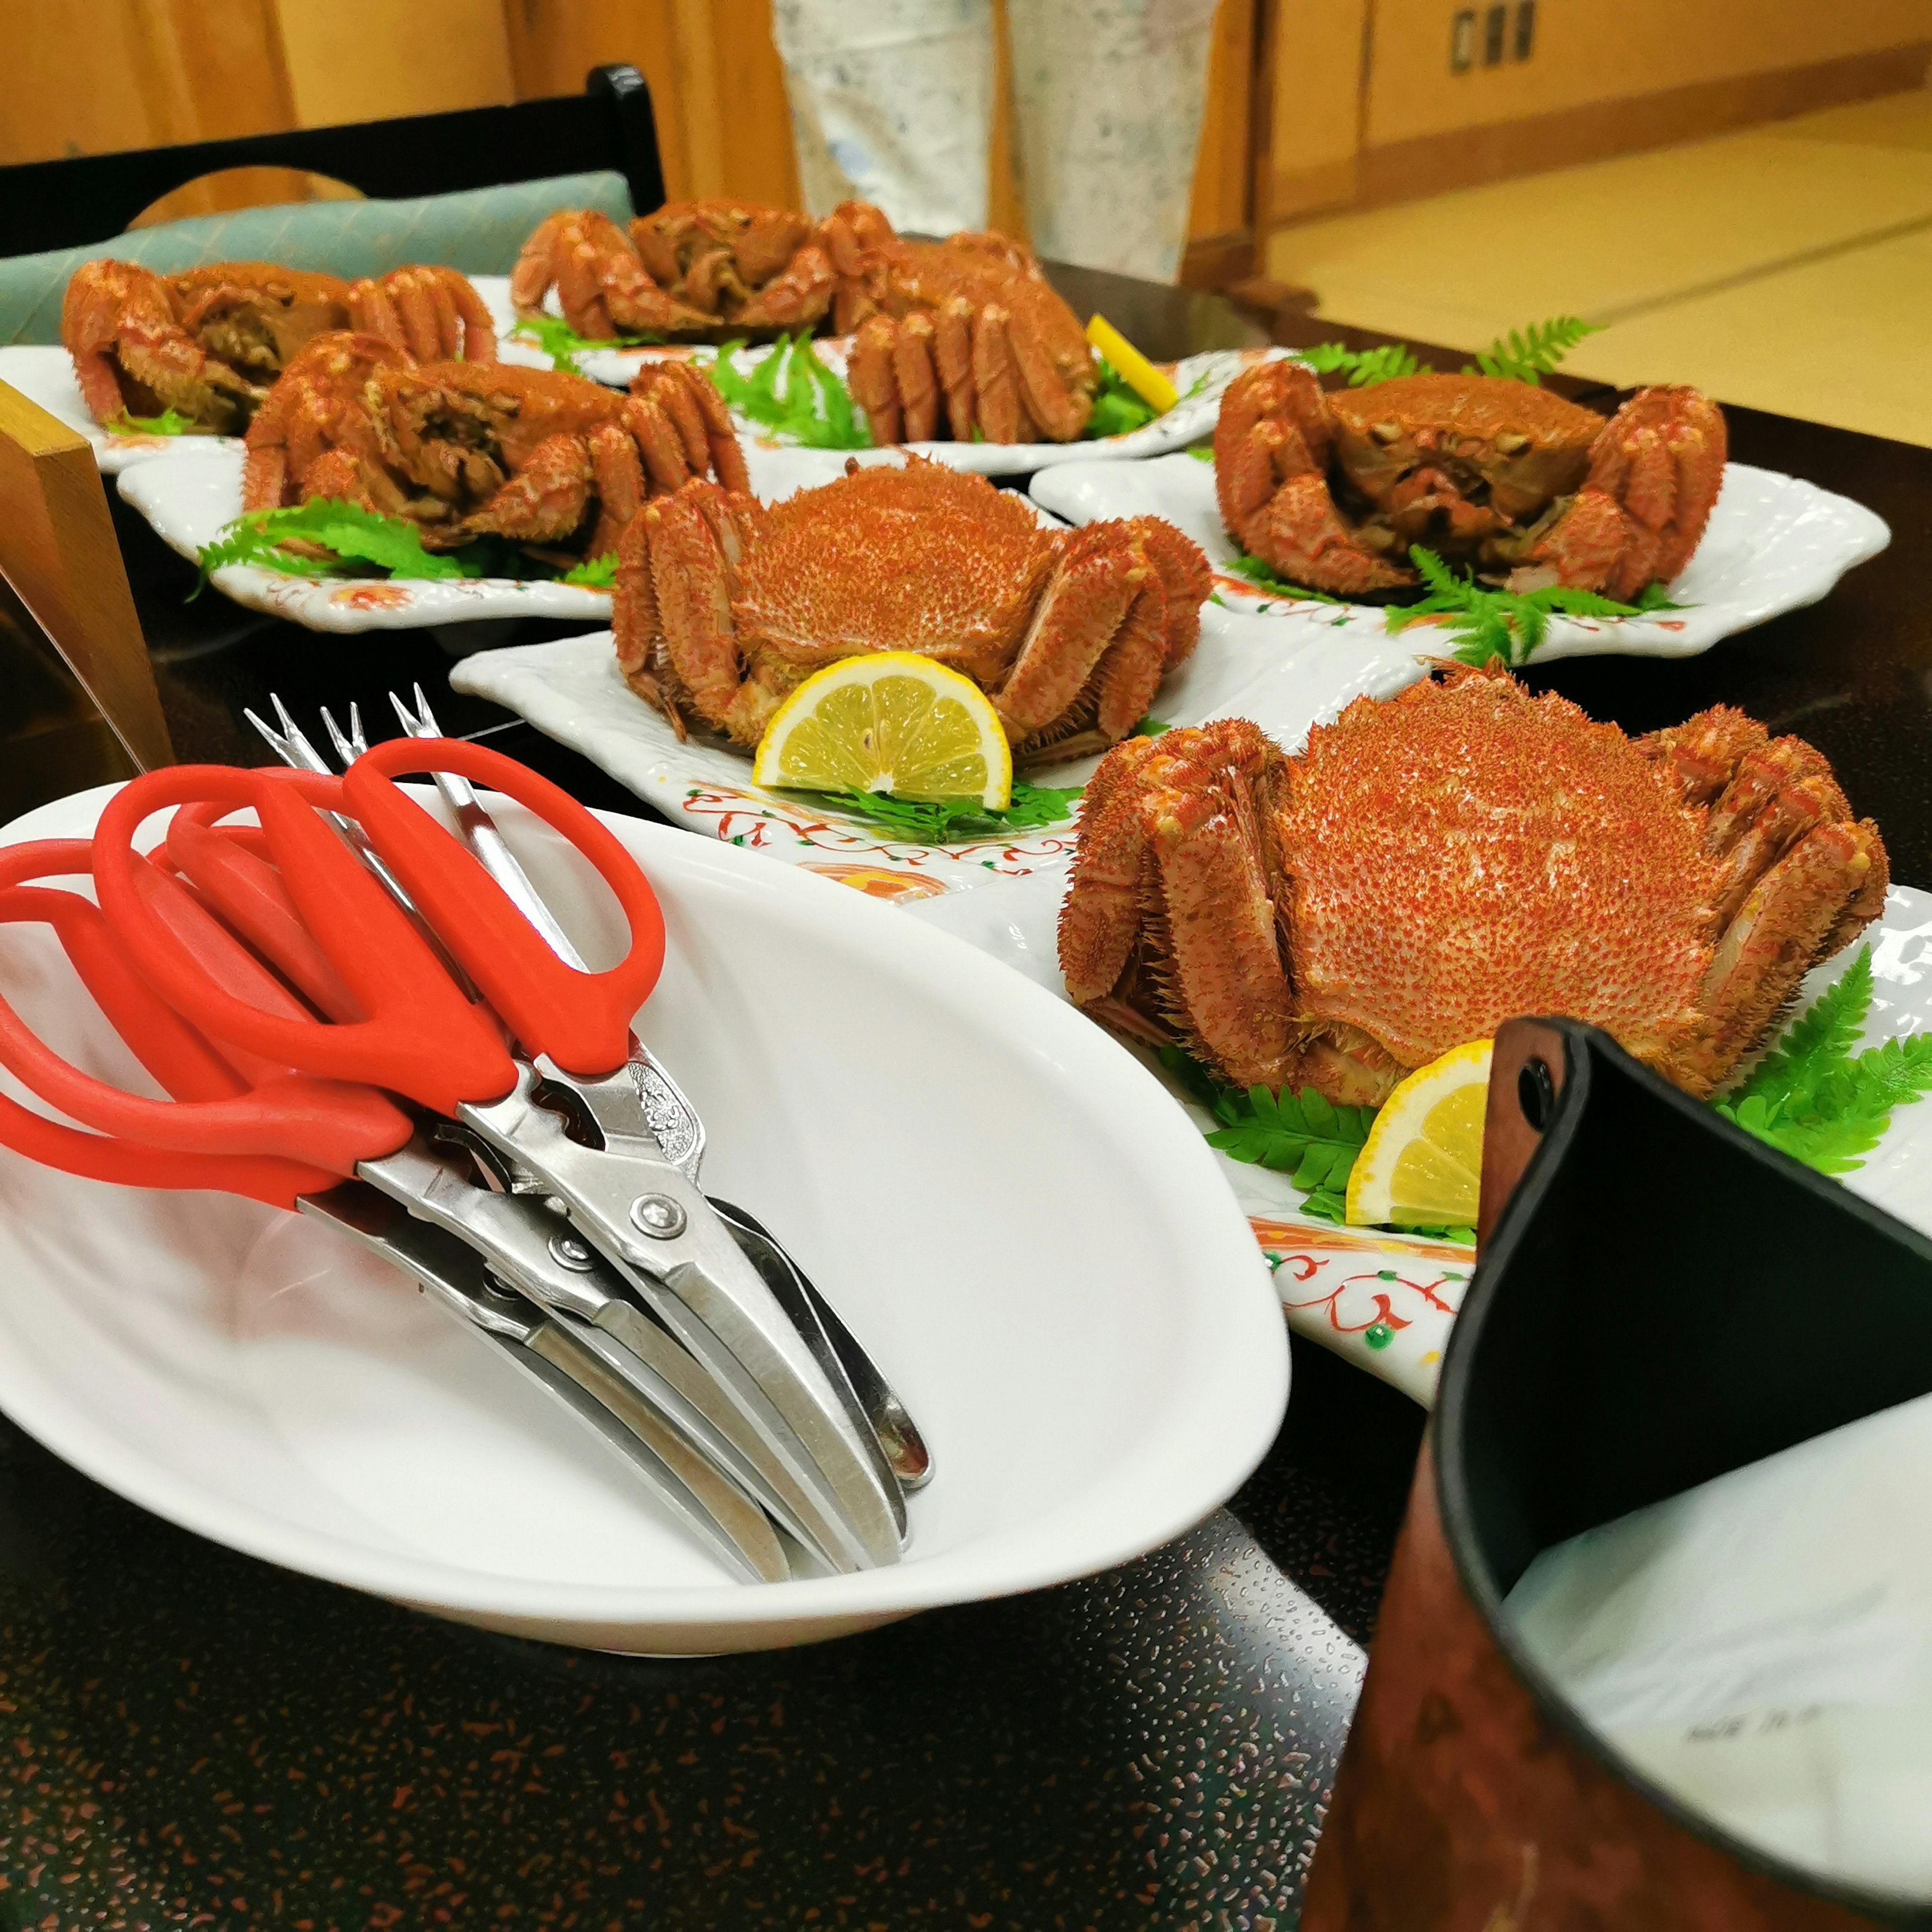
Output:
top-left (478, 273), bottom-right (1286, 476)
top-left (110, 442), bottom-right (891, 635)
top-left (448, 599), bottom-right (1424, 893)
top-left (1029, 452), bottom-right (1892, 665)
top-left (0, 343), bottom-right (241, 473)
top-left (0, 782), bottom-right (1286, 1653)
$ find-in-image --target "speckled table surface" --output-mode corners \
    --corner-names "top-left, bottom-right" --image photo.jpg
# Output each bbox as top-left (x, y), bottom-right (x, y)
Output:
top-left (8, 264), bottom-right (1931, 1930)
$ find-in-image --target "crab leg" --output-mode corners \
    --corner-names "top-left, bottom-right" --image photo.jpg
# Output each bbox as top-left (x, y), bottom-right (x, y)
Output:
top-left (933, 298), bottom-right (976, 441)
top-left (894, 312), bottom-right (942, 442)
top-left (971, 306), bottom-right (1024, 444)
top-left (994, 526), bottom-right (1144, 743)
top-left (460, 433), bottom-right (592, 542)
top-left (847, 317), bottom-right (902, 446)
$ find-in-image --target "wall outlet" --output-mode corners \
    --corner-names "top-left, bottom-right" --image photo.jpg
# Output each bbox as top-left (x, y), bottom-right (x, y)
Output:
top-left (1514, 0), bottom-right (1537, 59)
top-left (1483, 3), bottom-right (1507, 65)
top-left (1450, 7), bottom-right (1475, 70)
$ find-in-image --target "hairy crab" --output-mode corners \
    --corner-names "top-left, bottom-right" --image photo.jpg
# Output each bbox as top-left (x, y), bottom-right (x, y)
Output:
top-left (613, 458), bottom-right (1210, 750)
top-left (1059, 667), bottom-right (1886, 1106)
top-left (630, 201), bottom-right (837, 334)
top-left (823, 201), bottom-right (1097, 444)
top-left (243, 336), bottom-right (746, 558)
top-left (1214, 363), bottom-right (1726, 600)
top-left (63, 260), bottom-right (494, 434)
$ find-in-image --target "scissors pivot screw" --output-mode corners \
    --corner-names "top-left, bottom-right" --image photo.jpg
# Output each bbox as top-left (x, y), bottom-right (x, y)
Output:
top-left (548, 1234), bottom-right (597, 1272)
top-left (630, 1194), bottom-right (688, 1240)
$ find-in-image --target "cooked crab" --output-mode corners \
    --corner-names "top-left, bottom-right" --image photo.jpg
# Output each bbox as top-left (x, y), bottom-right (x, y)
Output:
top-left (63, 260), bottom-right (500, 435)
top-left (509, 209), bottom-right (720, 339)
top-left (1059, 666), bottom-right (1886, 1106)
top-left (631, 200), bottom-right (837, 334)
top-left (613, 458), bottom-right (1210, 751)
top-left (821, 201), bottom-right (1097, 444)
top-left (1214, 363), bottom-right (1726, 600)
top-left (243, 341), bottom-right (746, 558)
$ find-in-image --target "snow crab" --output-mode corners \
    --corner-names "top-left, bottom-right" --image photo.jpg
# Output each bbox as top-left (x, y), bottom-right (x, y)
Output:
top-left (243, 339), bottom-right (746, 558)
top-left (823, 202), bottom-right (1097, 443)
top-left (63, 260), bottom-right (496, 434)
top-left (612, 458), bottom-right (1210, 750)
top-left (1058, 666), bottom-right (1886, 1106)
top-left (1214, 363), bottom-right (1726, 600)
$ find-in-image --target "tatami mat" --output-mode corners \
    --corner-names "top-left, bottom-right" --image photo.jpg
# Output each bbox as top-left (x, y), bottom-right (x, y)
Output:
top-left (1264, 87), bottom-right (1932, 445)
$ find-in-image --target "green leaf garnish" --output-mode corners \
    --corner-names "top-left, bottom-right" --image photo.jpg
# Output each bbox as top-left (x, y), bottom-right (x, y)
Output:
top-left (1185, 443), bottom-right (1215, 462)
top-left (1085, 357), bottom-right (1159, 439)
top-left (560, 551), bottom-right (619, 588)
top-left (1463, 315), bottom-right (1602, 386)
top-left (1222, 552), bottom-right (1342, 604)
top-left (1302, 341), bottom-right (1431, 387)
top-left (192, 499), bottom-right (480, 598)
top-left (1386, 545), bottom-right (1683, 666)
top-left (108, 407), bottom-right (193, 436)
top-left (1132, 716), bottom-right (1171, 739)
top-left (1712, 949), bottom-right (1932, 1174)
top-left (511, 314), bottom-right (662, 377)
top-left (772, 778), bottom-right (1081, 844)
top-left (708, 334), bottom-right (869, 449)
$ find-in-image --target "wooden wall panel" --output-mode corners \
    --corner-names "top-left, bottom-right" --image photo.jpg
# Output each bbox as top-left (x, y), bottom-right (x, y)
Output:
top-left (274, 0), bottom-right (514, 127)
top-left (1363, 0), bottom-right (1932, 149)
top-left (1189, 0), bottom-right (1258, 242)
top-left (1265, 0), bottom-right (1370, 223)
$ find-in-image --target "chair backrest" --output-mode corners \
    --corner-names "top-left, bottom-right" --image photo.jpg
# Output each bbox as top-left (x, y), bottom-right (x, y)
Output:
top-left (0, 64), bottom-right (667, 257)
top-left (0, 380), bottom-right (171, 772)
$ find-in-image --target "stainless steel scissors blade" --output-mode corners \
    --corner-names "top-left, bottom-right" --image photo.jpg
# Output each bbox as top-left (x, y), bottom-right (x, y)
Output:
top-left (457, 1059), bottom-right (906, 1570)
top-left (297, 1179), bottom-right (788, 1584)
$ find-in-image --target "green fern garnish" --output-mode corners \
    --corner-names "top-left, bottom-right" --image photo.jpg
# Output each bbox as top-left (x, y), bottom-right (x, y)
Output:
top-left (1464, 315), bottom-right (1602, 386)
top-left (708, 335), bottom-right (869, 449)
top-left (511, 314), bottom-right (662, 378)
top-left (1387, 545), bottom-right (1682, 666)
top-left (1713, 949), bottom-right (1932, 1174)
top-left (1302, 341), bottom-right (1430, 387)
top-left (771, 777), bottom-right (1081, 844)
top-left (108, 407), bottom-right (193, 436)
top-left (1222, 551), bottom-right (1343, 604)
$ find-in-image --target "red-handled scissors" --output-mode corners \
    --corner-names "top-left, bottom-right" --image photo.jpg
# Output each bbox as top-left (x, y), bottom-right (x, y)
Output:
top-left (89, 740), bottom-right (666, 1113)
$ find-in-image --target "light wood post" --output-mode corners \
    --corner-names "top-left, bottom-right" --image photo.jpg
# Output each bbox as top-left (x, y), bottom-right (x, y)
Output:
top-left (0, 381), bottom-right (174, 772)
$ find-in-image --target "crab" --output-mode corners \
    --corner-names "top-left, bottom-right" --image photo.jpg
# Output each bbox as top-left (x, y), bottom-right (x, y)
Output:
top-left (242, 339), bottom-right (747, 559)
top-left (631, 200), bottom-right (837, 334)
top-left (63, 259), bottom-right (500, 435)
top-left (612, 458), bottom-right (1210, 751)
top-left (1058, 666), bottom-right (1887, 1107)
top-left (820, 201), bottom-right (1097, 444)
top-left (1214, 363), bottom-right (1726, 601)
top-left (509, 209), bottom-right (721, 339)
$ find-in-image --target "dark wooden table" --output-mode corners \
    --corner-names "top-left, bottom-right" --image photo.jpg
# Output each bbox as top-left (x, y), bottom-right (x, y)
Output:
top-left (2, 265), bottom-right (1926, 1930)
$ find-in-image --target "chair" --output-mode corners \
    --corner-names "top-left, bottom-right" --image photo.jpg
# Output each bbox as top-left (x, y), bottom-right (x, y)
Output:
top-left (0, 380), bottom-right (170, 802)
top-left (0, 64), bottom-right (667, 257)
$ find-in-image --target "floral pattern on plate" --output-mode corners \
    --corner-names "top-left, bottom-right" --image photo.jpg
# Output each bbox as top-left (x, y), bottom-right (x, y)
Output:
top-left (1028, 449), bottom-right (1892, 666)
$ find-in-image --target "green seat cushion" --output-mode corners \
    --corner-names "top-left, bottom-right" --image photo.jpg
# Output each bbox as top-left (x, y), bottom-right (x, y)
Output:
top-left (1, 169), bottom-right (633, 345)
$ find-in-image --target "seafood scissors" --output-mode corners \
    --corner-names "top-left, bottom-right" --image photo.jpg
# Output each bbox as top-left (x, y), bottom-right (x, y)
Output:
top-left (5, 741), bottom-right (909, 1572)
top-left (251, 689), bottom-right (929, 1502)
top-left (0, 835), bottom-right (786, 1582)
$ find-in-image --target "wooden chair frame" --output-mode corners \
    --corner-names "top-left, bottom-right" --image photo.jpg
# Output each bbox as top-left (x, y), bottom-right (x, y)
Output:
top-left (0, 63), bottom-right (667, 256)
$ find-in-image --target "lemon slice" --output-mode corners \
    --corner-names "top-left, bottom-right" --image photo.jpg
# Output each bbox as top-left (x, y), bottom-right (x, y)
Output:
top-left (1344, 1039), bottom-right (1493, 1231)
top-left (752, 653), bottom-right (1012, 807)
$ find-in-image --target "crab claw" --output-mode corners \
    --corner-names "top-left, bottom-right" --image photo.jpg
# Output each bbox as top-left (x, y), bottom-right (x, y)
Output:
top-left (348, 266), bottom-right (497, 364)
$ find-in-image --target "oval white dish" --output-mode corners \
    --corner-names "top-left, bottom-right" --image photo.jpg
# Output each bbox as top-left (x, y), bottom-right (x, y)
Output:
top-left (1028, 451), bottom-right (1892, 666)
top-left (0, 782), bottom-right (1287, 1653)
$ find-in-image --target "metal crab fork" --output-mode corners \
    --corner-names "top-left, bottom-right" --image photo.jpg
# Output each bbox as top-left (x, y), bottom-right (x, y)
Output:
top-left (245, 688), bottom-right (932, 1494)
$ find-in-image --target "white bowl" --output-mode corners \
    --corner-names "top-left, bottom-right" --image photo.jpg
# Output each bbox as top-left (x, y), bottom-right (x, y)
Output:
top-left (0, 784), bottom-right (1287, 1652)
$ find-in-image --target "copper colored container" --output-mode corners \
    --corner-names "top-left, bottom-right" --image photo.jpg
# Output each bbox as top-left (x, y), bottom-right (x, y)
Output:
top-left (1301, 1019), bottom-right (1932, 1931)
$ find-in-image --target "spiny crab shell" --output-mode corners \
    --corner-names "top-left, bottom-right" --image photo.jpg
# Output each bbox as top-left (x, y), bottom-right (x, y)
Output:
top-left (1059, 667), bottom-right (1887, 1107)
top-left (242, 335), bottom-right (745, 557)
top-left (613, 458), bottom-right (1210, 754)
top-left (1215, 363), bottom-right (1726, 600)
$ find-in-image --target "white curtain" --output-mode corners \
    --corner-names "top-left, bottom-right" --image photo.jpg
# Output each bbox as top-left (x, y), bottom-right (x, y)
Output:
top-left (769, 0), bottom-right (1219, 283)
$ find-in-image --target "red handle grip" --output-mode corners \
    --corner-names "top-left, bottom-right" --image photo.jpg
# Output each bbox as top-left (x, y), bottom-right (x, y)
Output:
top-left (0, 842), bottom-right (405, 1196)
top-left (346, 740), bottom-right (666, 1077)
top-left (92, 766), bottom-right (516, 1114)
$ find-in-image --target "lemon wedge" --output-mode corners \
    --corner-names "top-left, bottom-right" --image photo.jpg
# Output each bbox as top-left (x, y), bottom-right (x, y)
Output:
top-left (1344, 1039), bottom-right (1493, 1231)
top-left (752, 653), bottom-right (1013, 807)
top-left (1086, 315), bottom-right (1178, 413)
